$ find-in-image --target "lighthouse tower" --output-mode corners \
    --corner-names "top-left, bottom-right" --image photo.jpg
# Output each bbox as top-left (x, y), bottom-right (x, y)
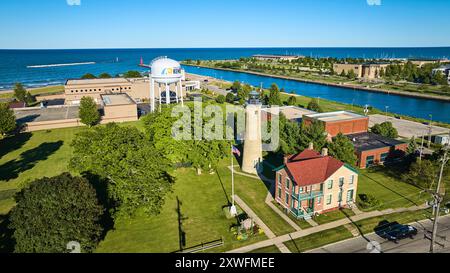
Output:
top-left (241, 90), bottom-right (263, 174)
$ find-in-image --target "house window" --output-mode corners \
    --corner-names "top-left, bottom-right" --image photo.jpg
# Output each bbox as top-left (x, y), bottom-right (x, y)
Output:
top-left (327, 180), bottom-right (333, 190)
top-left (349, 175), bottom-right (355, 185)
top-left (278, 187), bottom-right (282, 199)
top-left (286, 178), bottom-right (290, 190)
top-left (278, 174), bottom-right (283, 185)
top-left (326, 194), bottom-right (332, 205)
top-left (380, 153), bottom-right (389, 163)
top-left (285, 193), bottom-right (289, 205)
top-left (299, 187), bottom-right (304, 193)
top-left (317, 197), bottom-right (321, 205)
top-left (320, 183), bottom-right (324, 191)
top-left (339, 177), bottom-right (345, 187)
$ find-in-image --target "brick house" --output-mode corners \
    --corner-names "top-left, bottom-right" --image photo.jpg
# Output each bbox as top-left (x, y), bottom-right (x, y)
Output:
top-left (347, 132), bottom-right (407, 169)
top-left (274, 147), bottom-right (359, 220)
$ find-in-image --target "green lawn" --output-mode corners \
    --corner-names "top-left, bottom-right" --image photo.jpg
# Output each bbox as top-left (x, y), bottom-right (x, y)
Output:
top-left (96, 165), bottom-right (267, 253)
top-left (233, 171), bottom-right (295, 236)
top-left (284, 226), bottom-right (353, 253)
top-left (313, 209), bottom-right (355, 225)
top-left (0, 85), bottom-right (64, 99)
top-left (357, 168), bottom-right (430, 212)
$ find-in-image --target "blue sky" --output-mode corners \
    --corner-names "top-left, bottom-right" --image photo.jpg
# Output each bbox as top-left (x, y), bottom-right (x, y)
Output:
top-left (0, 0), bottom-right (449, 49)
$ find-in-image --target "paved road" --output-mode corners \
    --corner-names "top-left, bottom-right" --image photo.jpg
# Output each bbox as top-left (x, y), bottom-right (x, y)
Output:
top-left (308, 215), bottom-right (450, 253)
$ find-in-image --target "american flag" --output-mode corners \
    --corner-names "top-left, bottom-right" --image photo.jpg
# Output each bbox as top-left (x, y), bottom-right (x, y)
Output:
top-left (232, 146), bottom-right (241, 157)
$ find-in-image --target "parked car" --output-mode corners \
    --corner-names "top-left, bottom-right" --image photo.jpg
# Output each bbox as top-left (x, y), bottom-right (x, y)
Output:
top-left (374, 221), bottom-right (418, 243)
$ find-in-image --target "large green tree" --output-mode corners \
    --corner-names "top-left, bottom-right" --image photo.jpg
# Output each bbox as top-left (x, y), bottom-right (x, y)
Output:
top-left (9, 173), bottom-right (104, 253)
top-left (307, 98), bottom-right (324, 113)
top-left (371, 121), bottom-right (398, 138)
top-left (0, 103), bottom-right (16, 137)
top-left (70, 123), bottom-right (174, 218)
top-left (267, 83), bottom-right (281, 106)
top-left (13, 83), bottom-right (27, 102)
top-left (328, 133), bottom-right (357, 165)
top-left (79, 96), bottom-right (100, 127)
top-left (402, 159), bottom-right (438, 190)
top-left (287, 96), bottom-right (297, 106)
top-left (299, 121), bottom-right (327, 151)
top-left (278, 114), bottom-right (303, 155)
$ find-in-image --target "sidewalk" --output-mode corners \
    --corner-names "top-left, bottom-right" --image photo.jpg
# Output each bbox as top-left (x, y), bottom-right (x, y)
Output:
top-left (234, 195), bottom-right (291, 253)
top-left (227, 203), bottom-right (430, 253)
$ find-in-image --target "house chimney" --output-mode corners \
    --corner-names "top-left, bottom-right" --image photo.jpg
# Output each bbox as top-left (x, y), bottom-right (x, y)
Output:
top-left (308, 142), bottom-right (314, 150)
top-left (321, 148), bottom-right (329, 157)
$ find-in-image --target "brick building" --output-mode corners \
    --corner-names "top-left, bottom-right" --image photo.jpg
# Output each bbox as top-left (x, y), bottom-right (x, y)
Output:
top-left (274, 147), bottom-right (358, 220)
top-left (303, 111), bottom-right (369, 139)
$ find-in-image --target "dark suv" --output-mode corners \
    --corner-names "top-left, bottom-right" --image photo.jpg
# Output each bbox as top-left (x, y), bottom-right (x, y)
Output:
top-left (374, 221), bottom-right (418, 243)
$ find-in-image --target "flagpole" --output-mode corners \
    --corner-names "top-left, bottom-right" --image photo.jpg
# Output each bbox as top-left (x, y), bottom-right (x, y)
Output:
top-left (230, 144), bottom-right (237, 216)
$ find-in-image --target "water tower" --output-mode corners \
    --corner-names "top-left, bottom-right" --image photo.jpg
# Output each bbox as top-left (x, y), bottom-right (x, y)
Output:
top-left (150, 56), bottom-right (184, 111)
top-left (241, 90), bottom-right (263, 174)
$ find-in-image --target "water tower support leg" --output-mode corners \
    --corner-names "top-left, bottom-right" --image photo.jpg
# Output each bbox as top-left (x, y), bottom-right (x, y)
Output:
top-left (179, 79), bottom-right (184, 107)
top-left (150, 79), bottom-right (155, 112)
top-left (166, 83), bottom-right (170, 105)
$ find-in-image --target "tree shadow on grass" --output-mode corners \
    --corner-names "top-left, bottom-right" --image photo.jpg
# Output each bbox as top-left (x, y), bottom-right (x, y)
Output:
top-left (0, 213), bottom-right (15, 253)
top-left (81, 172), bottom-right (115, 242)
top-left (0, 141), bottom-right (63, 182)
top-left (0, 133), bottom-right (32, 160)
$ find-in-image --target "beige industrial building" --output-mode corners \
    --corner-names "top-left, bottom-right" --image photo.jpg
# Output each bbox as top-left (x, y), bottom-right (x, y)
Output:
top-left (64, 76), bottom-right (200, 106)
top-left (100, 93), bottom-right (138, 123)
top-left (252, 54), bottom-right (304, 61)
top-left (333, 63), bottom-right (390, 79)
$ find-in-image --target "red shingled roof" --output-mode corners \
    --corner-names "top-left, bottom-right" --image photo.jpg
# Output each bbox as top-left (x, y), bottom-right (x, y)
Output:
top-left (285, 149), bottom-right (345, 187)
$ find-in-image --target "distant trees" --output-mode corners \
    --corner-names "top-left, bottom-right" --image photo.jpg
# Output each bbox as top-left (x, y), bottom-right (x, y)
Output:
top-left (346, 69), bottom-right (357, 80)
top-left (371, 121), bottom-right (398, 139)
top-left (9, 173), bottom-right (104, 253)
top-left (81, 73), bottom-right (97, 79)
top-left (307, 98), bottom-right (323, 113)
top-left (328, 133), bottom-right (357, 166)
top-left (0, 103), bottom-right (16, 138)
top-left (123, 71), bottom-right (142, 78)
top-left (299, 121), bottom-right (327, 152)
top-left (79, 97), bottom-right (100, 127)
top-left (406, 137), bottom-right (418, 155)
top-left (98, 73), bottom-right (112, 79)
top-left (70, 123), bottom-right (174, 218)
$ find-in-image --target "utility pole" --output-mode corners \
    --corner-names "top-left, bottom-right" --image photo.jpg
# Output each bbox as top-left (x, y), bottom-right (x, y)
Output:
top-left (419, 132), bottom-right (425, 162)
top-left (430, 144), bottom-right (449, 253)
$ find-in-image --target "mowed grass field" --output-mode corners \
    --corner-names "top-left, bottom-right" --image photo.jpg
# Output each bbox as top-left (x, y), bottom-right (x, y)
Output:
top-left (0, 122), bottom-right (282, 253)
top-left (0, 85), bottom-right (64, 99)
top-left (0, 119), bottom-right (430, 252)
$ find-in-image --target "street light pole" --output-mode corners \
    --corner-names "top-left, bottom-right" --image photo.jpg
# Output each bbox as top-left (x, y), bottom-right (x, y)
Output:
top-left (428, 115), bottom-right (433, 148)
top-left (385, 106), bottom-right (389, 122)
top-left (430, 144), bottom-right (449, 253)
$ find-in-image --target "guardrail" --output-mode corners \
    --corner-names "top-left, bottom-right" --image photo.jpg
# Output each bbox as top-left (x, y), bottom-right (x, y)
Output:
top-left (173, 238), bottom-right (224, 253)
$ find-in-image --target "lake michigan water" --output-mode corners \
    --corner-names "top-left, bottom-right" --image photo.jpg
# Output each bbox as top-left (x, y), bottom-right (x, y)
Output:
top-left (1, 47), bottom-right (450, 123)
